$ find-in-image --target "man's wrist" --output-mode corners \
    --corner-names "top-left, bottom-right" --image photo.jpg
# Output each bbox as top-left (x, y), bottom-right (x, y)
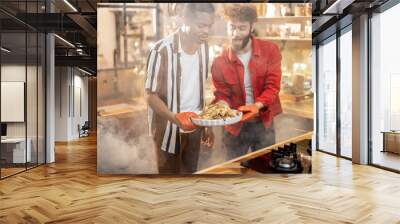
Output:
top-left (171, 112), bottom-right (180, 125)
top-left (255, 102), bottom-right (264, 110)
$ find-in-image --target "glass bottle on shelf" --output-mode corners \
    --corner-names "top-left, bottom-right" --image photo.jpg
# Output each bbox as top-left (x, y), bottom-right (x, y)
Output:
top-left (265, 3), bottom-right (274, 17)
top-left (292, 63), bottom-right (307, 95)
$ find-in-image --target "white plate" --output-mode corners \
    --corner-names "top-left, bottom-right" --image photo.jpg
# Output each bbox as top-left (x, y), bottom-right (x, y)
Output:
top-left (191, 111), bottom-right (242, 127)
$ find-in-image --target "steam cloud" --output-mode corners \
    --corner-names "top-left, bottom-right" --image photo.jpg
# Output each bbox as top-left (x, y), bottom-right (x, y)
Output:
top-left (98, 116), bottom-right (158, 174)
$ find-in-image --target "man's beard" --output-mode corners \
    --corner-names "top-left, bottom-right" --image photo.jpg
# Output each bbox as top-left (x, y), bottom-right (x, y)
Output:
top-left (232, 33), bottom-right (251, 51)
top-left (241, 34), bottom-right (251, 49)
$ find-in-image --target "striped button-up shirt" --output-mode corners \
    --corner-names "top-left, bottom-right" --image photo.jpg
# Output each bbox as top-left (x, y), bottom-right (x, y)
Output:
top-left (145, 30), bottom-right (209, 154)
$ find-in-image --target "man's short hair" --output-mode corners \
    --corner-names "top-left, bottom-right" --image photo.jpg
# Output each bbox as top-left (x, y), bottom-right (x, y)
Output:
top-left (224, 4), bottom-right (258, 24)
top-left (182, 3), bottom-right (215, 18)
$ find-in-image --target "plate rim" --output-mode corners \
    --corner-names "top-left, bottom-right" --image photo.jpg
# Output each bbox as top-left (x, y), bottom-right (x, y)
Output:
top-left (191, 111), bottom-right (242, 126)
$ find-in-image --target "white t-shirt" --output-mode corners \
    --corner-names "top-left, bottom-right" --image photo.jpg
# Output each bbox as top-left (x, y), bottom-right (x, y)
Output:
top-left (179, 50), bottom-right (201, 113)
top-left (237, 49), bottom-right (254, 105)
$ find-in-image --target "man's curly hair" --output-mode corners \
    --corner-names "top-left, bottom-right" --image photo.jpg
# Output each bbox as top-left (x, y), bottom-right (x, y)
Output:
top-left (223, 4), bottom-right (258, 24)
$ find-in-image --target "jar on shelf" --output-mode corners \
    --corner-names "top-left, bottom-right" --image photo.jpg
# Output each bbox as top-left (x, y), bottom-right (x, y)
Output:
top-left (256, 3), bottom-right (266, 17)
top-left (294, 4), bottom-right (305, 16)
top-left (305, 4), bottom-right (312, 17)
top-left (289, 23), bottom-right (302, 37)
top-left (280, 3), bottom-right (292, 17)
top-left (304, 20), bottom-right (312, 38)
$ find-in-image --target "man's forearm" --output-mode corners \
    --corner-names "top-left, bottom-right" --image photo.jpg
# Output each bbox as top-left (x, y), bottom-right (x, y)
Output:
top-left (146, 92), bottom-right (178, 125)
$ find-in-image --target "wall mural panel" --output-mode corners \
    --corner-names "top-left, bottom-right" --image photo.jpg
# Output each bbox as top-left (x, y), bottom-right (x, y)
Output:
top-left (97, 3), bottom-right (313, 175)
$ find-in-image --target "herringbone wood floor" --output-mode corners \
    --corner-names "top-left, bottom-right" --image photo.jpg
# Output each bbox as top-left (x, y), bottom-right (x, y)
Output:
top-left (1, 135), bottom-right (400, 224)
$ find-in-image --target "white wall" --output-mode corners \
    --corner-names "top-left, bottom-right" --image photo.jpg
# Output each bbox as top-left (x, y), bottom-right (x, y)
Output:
top-left (1, 65), bottom-right (26, 131)
top-left (1, 65), bottom-right (33, 138)
top-left (1, 64), bottom-right (26, 81)
top-left (71, 73), bottom-right (89, 138)
top-left (1, 82), bottom-right (25, 122)
top-left (1, 63), bottom-right (46, 164)
top-left (55, 67), bottom-right (89, 141)
top-left (55, 67), bottom-right (69, 141)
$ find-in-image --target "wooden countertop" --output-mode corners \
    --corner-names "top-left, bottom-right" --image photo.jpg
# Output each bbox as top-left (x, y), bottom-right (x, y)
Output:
top-left (195, 131), bottom-right (313, 174)
top-left (281, 98), bottom-right (313, 119)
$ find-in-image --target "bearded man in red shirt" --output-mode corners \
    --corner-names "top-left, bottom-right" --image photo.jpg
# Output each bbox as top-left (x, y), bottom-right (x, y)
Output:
top-left (211, 5), bottom-right (283, 159)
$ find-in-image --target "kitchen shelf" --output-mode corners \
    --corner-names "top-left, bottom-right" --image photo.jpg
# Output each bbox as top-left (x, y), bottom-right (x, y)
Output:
top-left (210, 36), bottom-right (311, 42)
top-left (259, 37), bottom-right (312, 42)
top-left (257, 16), bottom-right (310, 23)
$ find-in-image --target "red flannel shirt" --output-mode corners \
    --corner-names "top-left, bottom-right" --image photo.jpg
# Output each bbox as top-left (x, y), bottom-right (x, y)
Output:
top-left (211, 36), bottom-right (283, 136)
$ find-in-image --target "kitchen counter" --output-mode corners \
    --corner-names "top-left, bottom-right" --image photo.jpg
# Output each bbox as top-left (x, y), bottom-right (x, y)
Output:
top-left (281, 98), bottom-right (313, 120)
top-left (195, 131), bottom-right (313, 174)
